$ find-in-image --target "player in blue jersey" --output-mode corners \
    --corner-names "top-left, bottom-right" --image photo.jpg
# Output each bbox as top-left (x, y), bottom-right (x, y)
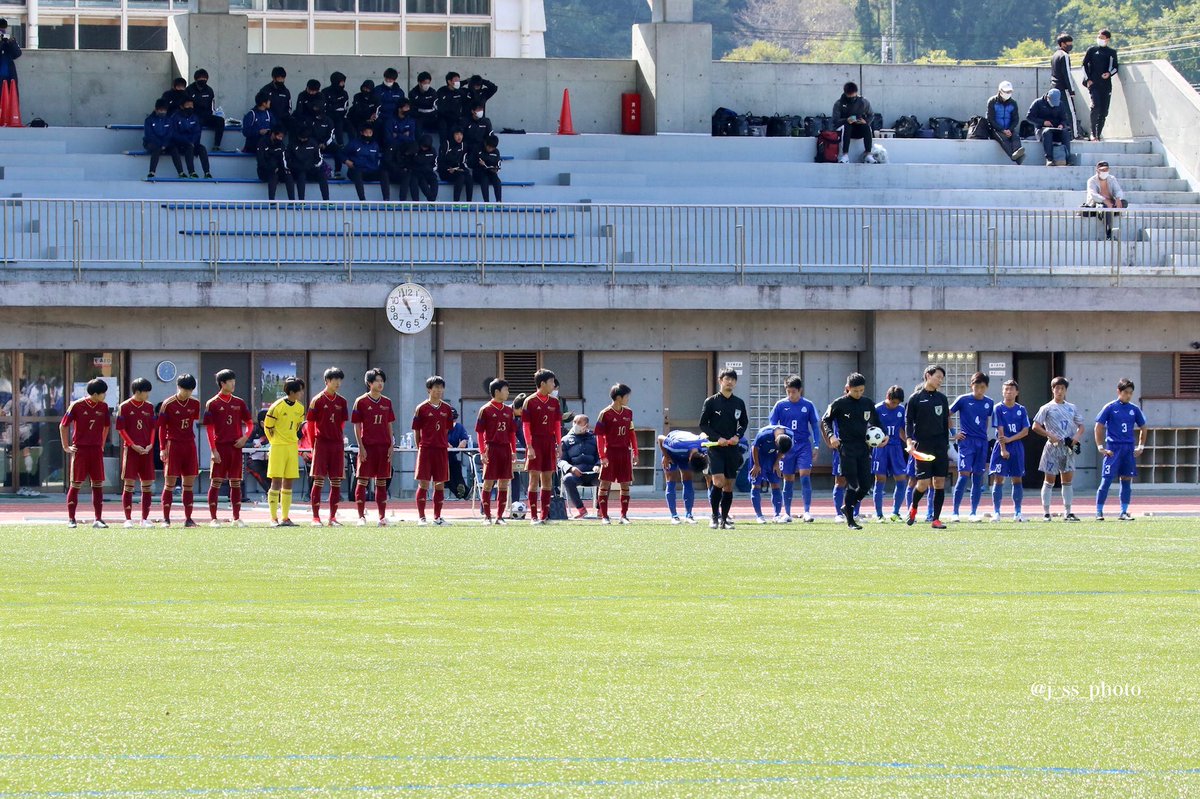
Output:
top-left (989, 379), bottom-right (1030, 521)
top-left (750, 424), bottom-right (793, 524)
top-left (950, 372), bottom-right (995, 522)
top-left (1094, 378), bottom-right (1147, 521)
top-left (658, 430), bottom-right (710, 525)
top-left (768, 375), bottom-right (822, 522)
top-left (871, 385), bottom-right (908, 522)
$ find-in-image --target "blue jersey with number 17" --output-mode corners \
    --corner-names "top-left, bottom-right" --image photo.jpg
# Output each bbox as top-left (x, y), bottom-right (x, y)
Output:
top-left (951, 393), bottom-right (994, 440)
top-left (875, 402), bottom-right (905, 447)
top-left (1095, 400), bottom-right (1146, 446)
top-left (769, 397), bottom-right (820, 445)
top-left (992, 402), bottom-right (1030, 439)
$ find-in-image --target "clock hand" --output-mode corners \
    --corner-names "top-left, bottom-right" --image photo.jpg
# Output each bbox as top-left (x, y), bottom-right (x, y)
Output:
top-left (402, 295), bottom-right (412, 313)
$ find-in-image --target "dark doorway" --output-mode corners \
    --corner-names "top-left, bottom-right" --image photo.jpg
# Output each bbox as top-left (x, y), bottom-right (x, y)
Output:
top-left (1014, 352), bottom-right (1065, 488)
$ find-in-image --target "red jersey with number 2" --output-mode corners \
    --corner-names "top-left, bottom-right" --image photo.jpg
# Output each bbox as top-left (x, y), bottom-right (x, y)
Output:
top-left (522, 393), bottom-right (562, 444)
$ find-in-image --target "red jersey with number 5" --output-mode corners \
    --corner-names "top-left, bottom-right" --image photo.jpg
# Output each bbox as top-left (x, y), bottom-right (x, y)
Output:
top-left (352, 393), bottom-right (396, 446)
top-left (308, 391), bottom-right (350, 441)
top-left (475, 400), bottom-right (517, 451)
top-left (522, 393), bottom-right (562, 444)
top-left (116, 398), bottom-right (156, 449)
top-left (412, 400), bottom-right (454, 449)
top-left (158, 395), bottom-right (202, 444)
top-left (62, 399), bottom-right (110, 447)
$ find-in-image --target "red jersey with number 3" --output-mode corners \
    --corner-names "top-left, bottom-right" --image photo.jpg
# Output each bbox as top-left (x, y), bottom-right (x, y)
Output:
top-left (158, 395), bottom-right (202, 444)
top-left (352, 393), bottom-right (396, 445)
top-left (62, 399), bottom-right (110, 447)
top-left (308, 391), bottom-right (350, 441)
top-left (595, 405), bottom-right (637, 459)
top-left (116, 398), bottom-right (156, 449)
top-left (522, 393), bottom-right (562, 444)
top-left (412, 401), bottom-right (454, 449)
top-left (475, 400), bottom-right (517, 451)
top-left (204, 393), bottom-right (253, 445)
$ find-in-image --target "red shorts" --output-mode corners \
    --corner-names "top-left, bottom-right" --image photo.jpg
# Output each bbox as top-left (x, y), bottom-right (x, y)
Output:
top-left (164, 440), bottom-right (199, 478)
top-left (415, 446), bottom-right (449, 483)
top-left (601, 452), bottom-right (634, 484)
top-left (483, 442), bottom-right (514, 481)
top-left (121, 448), bottom-right (155, 482)
top-left (311, 439), bottom-right (345, 479)
top-left (71, 446), bottom-right (105, 484)
top-left (210, 443), bottom-right (244, 481)
top-left (357, 443), bottom-right (393, 480)
top-left (526, 438), bottom-right (558, 474)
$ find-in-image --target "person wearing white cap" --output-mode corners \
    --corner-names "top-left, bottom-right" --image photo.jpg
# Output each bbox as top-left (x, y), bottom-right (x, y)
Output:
top-left (986, 81), bottom-right (1026, 164)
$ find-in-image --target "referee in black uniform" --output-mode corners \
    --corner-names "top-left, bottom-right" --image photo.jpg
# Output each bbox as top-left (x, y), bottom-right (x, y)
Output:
top-left (905, 364), bottom-right (952, 528)
top-left (821, 373), bottom-right (885, 530)
top-left (699, 368), bottom-right (748, 529)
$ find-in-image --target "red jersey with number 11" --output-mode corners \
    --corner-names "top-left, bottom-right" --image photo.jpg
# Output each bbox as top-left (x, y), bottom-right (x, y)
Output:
top-left (352, 393), bottom-right (396, 446)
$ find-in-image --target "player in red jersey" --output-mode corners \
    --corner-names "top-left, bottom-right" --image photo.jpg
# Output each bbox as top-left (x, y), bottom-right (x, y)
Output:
top-left (522, 369), bottom-right (562, 524)
top-left (475, 378), bottom-right (518, 525)
top-left (595, 383), bottom-right (639, 525)
top-left (116, 377), bottom-right (157, 528)
top-left (203, 369), bottom-right (254, 528)
top-left (351, 367), bottom-right (396, 526)
top-left (59, 378), bottom-right (111, 529)
top-left (412, 375), bottom-right (455, 526)
top-left (157, 374), bottom-right (202, 528)
top-left (307, 367), bottom-right (350, 526)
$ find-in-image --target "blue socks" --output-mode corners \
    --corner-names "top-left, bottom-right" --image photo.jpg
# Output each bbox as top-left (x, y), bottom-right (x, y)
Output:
top-left (873, 482), bottom-right (885, 517)
top-left (682, 480), bottom-right (695, 516)
top-left (1119, 480), bottom-right (1131, 514)
top-left (665, 481), bottom-right (678, 517)
top-left (771, 486), bottom-right (782, 516)
top-left (892, 483), bottom-right (905, 516)
top-left (1013, 483), bottom-right (1023, 515)
top-left (1096, 475), bottom-right (1113, 515)
top-left (783, 480), bottom-right (794, 516)
top-left (833, 485), bottom-right (844, 516)
top-left (751, 486), bottom-right (764, 518)
top-left (953, 473), bottom-right (969, 515)
top-left (970, 475), bottom-right (984, 515)
top-left (992, 481), bottom-right (1003, 516)
top-left (800, 475), bottom-right (812, 512)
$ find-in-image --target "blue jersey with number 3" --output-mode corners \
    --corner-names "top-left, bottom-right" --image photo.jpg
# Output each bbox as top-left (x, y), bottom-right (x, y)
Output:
top-left (1095, 400), bottom-right (1146, 446)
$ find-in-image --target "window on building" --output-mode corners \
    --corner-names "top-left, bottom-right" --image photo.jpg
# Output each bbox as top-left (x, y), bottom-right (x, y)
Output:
top-left (264, 18), bottom-right (307, 52)
top-left (925, 351), bottom-right (978, 401)
top-left (38, 17), bottom-right (76, 49)
top-left (127, 18), bottom-right (167, 49)
top-left (405, 21), bottom-right (445, 54)
top-left (78, 16), bottom-right (120, 48)
top-left (500, 351), bottom-right (539, 395)
top-left (315, 0), bottom-right (354, 11)
top-left (267, 0), bottom-right (308, 11)
top-left (358, 0), bottom-right (400, 11)
top-left (314, 20), bottom-right (355, 51)
top-left (460, 351), bottom-right (499, 400)
top-left (360, 20), bottom-right (401, 53)
top-left (451, 0), bottom-right (488, 13)
top-left (246, 17), bottom-right (264, 52)
top-left (407, 0), bottom-right (446, 11)
top-left (449, 23), bottom-right (488, 56)
top-left (749, 352), bottom-right (801, 428)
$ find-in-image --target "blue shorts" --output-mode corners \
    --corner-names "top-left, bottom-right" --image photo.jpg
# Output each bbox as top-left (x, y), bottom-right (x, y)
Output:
top-left (871, 446), bottom-right (907, 477)
top-left (957, 437), bottom-right (989, 474)
top-left (830, 449), bottom-right (840, 478)
top-left (905, 455), bottom-right (917, 478)
top-left (662, 452), bottom-right (693, 474)
top-left (752, 467), bottom-right (782, 488)
top-left (988, 441), bottom-right (1025, 477)
top-left (1101, 444), bottom-right (1137, 478)
top-left (781, 442), bottom-right (814, 474)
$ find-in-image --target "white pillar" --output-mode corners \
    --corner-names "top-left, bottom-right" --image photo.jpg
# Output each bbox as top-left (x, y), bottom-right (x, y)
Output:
top-left (28, 0), bottom-right (39, 49)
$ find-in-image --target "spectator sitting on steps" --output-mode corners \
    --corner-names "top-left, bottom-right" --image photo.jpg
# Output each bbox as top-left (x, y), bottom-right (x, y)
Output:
top-left (832, 82), bottom-right (874, 164)
top-left (986, 81), bottom-right (1026, 164)
top-left (1028, 89), bottom-right (1072, 166)
top-left (1083, 160), bottom-right (1128, 240)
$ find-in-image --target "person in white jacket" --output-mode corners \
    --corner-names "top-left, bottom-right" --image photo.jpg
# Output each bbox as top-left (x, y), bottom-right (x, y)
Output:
top-left (1084, 160), bottom-right (1127, 240)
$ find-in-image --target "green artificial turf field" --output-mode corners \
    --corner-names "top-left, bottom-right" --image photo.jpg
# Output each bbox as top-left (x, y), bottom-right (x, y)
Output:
top-left (1, 517), bottom-right (1198, 798)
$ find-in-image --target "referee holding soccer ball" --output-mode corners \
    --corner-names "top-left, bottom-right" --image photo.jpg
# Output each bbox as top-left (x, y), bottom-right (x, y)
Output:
top-left (821, 373), bottom-right (886, 530)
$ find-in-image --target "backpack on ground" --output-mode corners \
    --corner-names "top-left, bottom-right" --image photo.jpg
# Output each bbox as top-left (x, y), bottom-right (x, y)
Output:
top-left (967, 115), bottom-right (990, 139)
top-left (712, 106), bottom-right (738, 136)
top-left (869, 112), bottom-right (884, 132)
top-left (892, 115), bottom-right (920, 138)
top-left (1018, 119), bottom-right (1036, 139)
top-left (804, 114), bottom-right (834, 137)
top-left (916, 126), bottom-right (936, 138)
top-left (815, 130), bottom-right (841, 163)
top-left (548, 493), bottom-right (568, 521)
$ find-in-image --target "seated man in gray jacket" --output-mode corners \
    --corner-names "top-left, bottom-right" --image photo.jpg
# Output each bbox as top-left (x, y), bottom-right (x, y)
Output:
top-left (1083, 160), bottom-right (1128, 240)
top-left (558, 414), bottom-right (600, 519)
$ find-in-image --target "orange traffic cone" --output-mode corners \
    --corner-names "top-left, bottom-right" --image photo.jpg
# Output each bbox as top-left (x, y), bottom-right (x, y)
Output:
top-left (0, 81), bottom-right (9, 128)
top-left (557, 88), bottom-right (577, 136)
top-left (5, 81), bottom-right (21, 128)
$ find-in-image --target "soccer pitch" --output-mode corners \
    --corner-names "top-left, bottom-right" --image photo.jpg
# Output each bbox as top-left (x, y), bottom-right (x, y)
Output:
top-left (1, 518), bottom-right (1198, 798)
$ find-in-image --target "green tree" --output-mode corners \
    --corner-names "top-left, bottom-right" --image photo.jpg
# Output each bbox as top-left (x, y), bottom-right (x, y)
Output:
top-left (996, 37), bottom-right (1054, 64)
top-left (723, 39), bottom-right (798, 61)
top-left (911, 48), bottom-right (958, 64)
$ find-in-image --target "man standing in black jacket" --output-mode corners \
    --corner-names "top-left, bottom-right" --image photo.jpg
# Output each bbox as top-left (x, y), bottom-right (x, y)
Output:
top-left (821, 373), bottom-right (886, 530)
top-left (698, 368), bottom-right (748, 530)
top-left (1083, 29), bottom-right (1119, 141)
top-left (905, 365), bottom-right (951, 529)
top-left (1050, 33), bottom-right (1087, 138)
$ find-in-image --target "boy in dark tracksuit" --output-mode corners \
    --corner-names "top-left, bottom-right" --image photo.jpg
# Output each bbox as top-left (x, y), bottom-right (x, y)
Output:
top-left (381, 99), bottom-right (417, 151)
top-left (170, 97), bottom-right (213, 179)
top-left (347, 80), bottom-right (380, 139)
top-left (435, 72), bottom-right (467, 146)
top-left (473, 134), bottom-right (503, 203)
top-left (160, 77), bottom-right (188, 114)
top-left (373, 67), bottom-right (406, 122)
top-left (302, 99), bottom-right (341, 178)
top-left (143, 99), bottom-right (182, 179)
top-left (241, 92), bottom-right (274, 154)
top-left (343, 123), bottom-right (390, 201)
top-left (187, 68), bottom-right (223, 150)
top-left (1082, 30), bottom-right (1119, 140)
top-left (438, 129), bottom-right (472, 201)
top-left (321, 71), bottom-right (350, 147)
top-left (832, 81), bottom-right (874, 163)
top-left (256, 128), bottom-right (295, 200)
top-left (260, 66), bottom-right (292, 129)
top-left (464, 75), bottom-right (498, 120)
top-left (410, 134), bottom-right (439, 202)
top-left (463, 103), bottom-right (492, 160)
top-left (409, 71), bottom-right (439, 141)
top-left (385, 142), bottom-right (415, 200)
top-left (291, 79), bottom-right (323, 134)
top-left (289, 128), bottom-right (329, 201)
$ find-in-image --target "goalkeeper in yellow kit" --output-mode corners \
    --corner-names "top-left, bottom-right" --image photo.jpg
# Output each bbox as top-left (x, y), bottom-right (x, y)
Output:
top-left (264, 377), bottom-right (306, 527)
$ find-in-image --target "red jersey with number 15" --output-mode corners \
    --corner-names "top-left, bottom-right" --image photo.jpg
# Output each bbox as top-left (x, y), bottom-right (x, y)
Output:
top-left (158, 395), bottom-right (202, 444)
top-left (352, 393), bottom-right (396, 446)
top-left (475, 400), bottom-right (517, 450)
top-left (522, 393), bottom-right (562, 444)
top-left (62, 398), bottom-right (110, 448)
top-left (412, 400), bottom-right (455, 449)
top-left (308, 391), bottom-right (350, 441)
top-left (116, 398), bottom-right (156, 449)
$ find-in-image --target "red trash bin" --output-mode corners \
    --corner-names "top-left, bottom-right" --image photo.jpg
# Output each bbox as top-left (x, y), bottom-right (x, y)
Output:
top-left (621, 92), bottom-right (642, 135)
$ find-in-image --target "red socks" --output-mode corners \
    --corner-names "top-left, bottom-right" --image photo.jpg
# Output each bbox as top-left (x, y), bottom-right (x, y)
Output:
top-left (208, 485), bottom-right (219, 521)
top-left (528, 489), bottom-right (537, 519)
top-left (482, 491), bottom-right (492, 520)
top-left (141, 491), bottom-right (152, 522)
top-left (540, 489), bottom-right (551, 521)
top-left (310, 483), bottom-right (322, 520)
top-left (182, 490), bottom-right (193, 522)
top-left (91, 487), bottom-right (103, 521)
top-left (66, 486), bottom-right (79, 522)
top-left (355, 482), bottom-right (367, 518)
top-left (433, 488), bottom-right (444, 520)
top-left (375, 485), bottom-right (387, 518)
top-left (497, 490), bottom-right (508, 520)
top-left (122, 489), bottom-right (133, 521)
top-left (416, 486), bottom-right (427, 520)
top-left (620, 492), bottom-right (630, 519)
top-left (162, 489), bottom-right (173, 523)
top-left (230, 484), bottom-right (241, 521)
top-left (330, 485), bottom-right (341, 521)
top-left (598, 490), bottom-right (609, 520)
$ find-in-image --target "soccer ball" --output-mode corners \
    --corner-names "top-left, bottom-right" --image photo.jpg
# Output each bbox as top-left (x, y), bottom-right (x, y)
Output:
top-left (866, 426), bottom-right (886, 448)
top-left (510, 501), bottom-right (527, 519)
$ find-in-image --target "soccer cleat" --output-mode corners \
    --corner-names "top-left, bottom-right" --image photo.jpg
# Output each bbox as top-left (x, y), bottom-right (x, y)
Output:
top-left (178, 171), bottom-right (188, 178)
top-left (204, 172), bottom-right (213, 179)
top-left (311, 518), bottom-right (324, 527)
top-left (874, 515), bottom-right (886, 524)
top-left (906, 506), bottom-right (917, 526)
top-left (140, 519), bottom-right (155, 528)
top-left (123, 520), bottom-right (134, 529)
top-left (967, 514), bottom-right (981, 523)
top-left (209, 520), bottom-right (221, 528)
top-left (377, 518), bottom-right (388, 527)
top-left (270, 520), bottom-right (280, 527)
top-left (357, 517), bottom-right (368, 527)
top-left (1095, 514), bottom-right (1105, 522)
top-left (232, 519), bottom-right (247, 528)
top-left (721, 519), bottom-right (735, 530)
top-left (1119, 512), bottom-right (1134, 521)
top-left (989, 514), bottom-right (1002, 523)
top-left (432, 518), bottom-right (451, 526)
top-left (1042, 514), bottom-right (1052, 522)
top-left (575, 508), bottom-right (588, 520)
top-left (930, 519), bottom-right (947, 530)
top-left (889, 512), bottom-right (902, 523)
top-left (756, 516), bottom-right (768, 525)
top-left (601, 517), bottom-right (612, 525)
top-left (161, 521), bottom-right (173, 528)
top-left (710, 517), bottom-right (720, 529)
top-left (949, 514), bottom-right (960, 523)
top-left (530, 518), bottom-right (541, 526)
top-left (146, 172), bottom-right (155, 179)
top-left (778, 513), bottom-right (792, 524)
top-left (184, 519), bottom-right (198, 528)
top-left (619, 517), bottom-right (631, 525)
top-left (328, 519), bottom-right (343, 527)
top-left (481, 517), bottom-right (493, 526)
top-left (417, 518), bottom-right (429, 526)
top-left (802, 512), bottom-right (814, 523)
top-left (278, 519), bottom-right (297, 527)
top-left (670, 516), bottom-right (682, 525)
top-left (92, 520), bottom-right (108, 529)
top-left (1013, 514), bottom-right (1024, 523)
top-left (1064, 513), bottom-right (1081, 522)
top-left (189, 172), bottom-right (200, 179)
top-left (846, 519), bottom-right (863, 530)
top-left (684, 514), bottom-right (697, 525)
top-left (494, 517), bottom-right (507, 526)
top-left (67, 520), bottom-right (78, 529)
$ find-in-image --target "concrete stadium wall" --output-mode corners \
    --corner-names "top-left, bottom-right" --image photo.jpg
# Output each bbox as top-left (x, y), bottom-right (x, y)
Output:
top-left (15, 50), bottom-right (176, 127)
top-left (1109, 60), bottom-right (1200, 190)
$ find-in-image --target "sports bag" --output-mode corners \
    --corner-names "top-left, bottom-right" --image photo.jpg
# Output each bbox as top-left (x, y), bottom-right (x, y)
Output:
top-left (815, 130), bottom-right (841, 163)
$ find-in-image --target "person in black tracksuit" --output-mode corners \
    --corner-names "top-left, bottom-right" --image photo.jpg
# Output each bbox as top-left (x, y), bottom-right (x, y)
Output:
top-left (160, 77), bottom-right (188, 114)
top-left (821, 373), bottom-right (885, 529)
top-left (289, 127), bottom-right (328, 201)
top-left (256, 128), bottom-right (294, 200)
top-left (438, 129), bottom-right (473, 201)
top-left (260, 65), bottom-right (292, 130)
top-left (143, 99), bottom-right (182, 179)
top-left (463, 103), bottom-right (492, 161)
top-left (347, 80), bottom-right (379, 140)
top-left (435, 71), bottom-right (468, 147)
top-left (1050, 33), bottom-right (1085, 137)
top-left (410, 134), bottom-right (438, 202)
top-left (473, 135), bottom-right (503, 203)
top-left (300, 98), bottom-right (340, 178)
top-left (905, 364), bottom-right (952, 527)
top-left (832, 81), bottom-right (874, 162)
top-left (464, 75), bottom-right (498, 121)
top-left (1082, 29), bottom-right (1119, 141)
top-left (290, 79), bottom-right (323, 135)
top-left (187, 68), bottom-right (223, 150)
top-left (698, 368), bottom-right (749, 529)
top-left (409, 71), bottom-right (439, 143)
top-left (321, 71), bottom-right (349, 147)
top-left (385, 141), bottom-right (415, 200)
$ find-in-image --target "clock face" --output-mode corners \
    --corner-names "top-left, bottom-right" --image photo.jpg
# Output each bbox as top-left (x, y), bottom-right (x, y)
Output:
top-left (386, 283), bottom-right (434, 334)
top-left (156, 360), bottom-right (177, 382)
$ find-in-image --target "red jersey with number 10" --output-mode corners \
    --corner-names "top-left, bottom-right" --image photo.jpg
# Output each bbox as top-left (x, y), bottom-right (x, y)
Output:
top-left (595, 405), bottom-right (637, 459)
top-left (158, 395), bottom-right (202, 444)
top-left (412, 400), bottom-right (455, 449)
top-left (522, 393), bottom-right (562, 444)
top-left (352, 393), bottom-right (396, 446)
top-left (116, 398), bottom-right (156, 449)
top-left (308, 391), bottom-right (350, 441)
top-left (62, 399), bottom-right (110, 448)
top-left (475, 400), bottom-right (517, 451)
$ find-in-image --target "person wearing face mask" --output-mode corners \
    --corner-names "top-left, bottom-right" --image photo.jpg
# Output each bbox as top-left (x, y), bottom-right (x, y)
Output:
top-left (161, 77), bottom-right (189, 114)
top-left (143, 98), bottom-right (183, 180)
top-left (261, 66), bottom-right (292, 127)
top-left (409, 71), bottom-right (439, 141)
top-left (169, 97), bottom-right (213, 179)
top-left (344, 122), bottom-right (390, 202)
top-left (558, 415), bottom-right (600, 520)
top-left (241, 92), bottom-right (274, 154)
top-left (986, 81), bottom-right (1025, 164)
top-left (438, 128), bottom-right (473, 202)
top-left (1083, 30), bottom-right (1119, 141)
top-left (1083, 161), bottom-right (1128, 240)
top-left (290, 79), bottom-right (323, 134)
top-left (321, 71), bottom-right (350, 147)
top-left (832, 81), bottom-right (875, 164)
top-left (347, 80), bottom-right (380, 140)
top-left (436, 71), bottom-right (468, 146)
top-left (1028, 89), bottom-right (1072, 166)
top-left (257, 127), bottom-right (295, 200)
top-left (463, 102), bottom-right (493, 161)
top-left (464, 75), bottom-right (498, 121)
top-left (374, 68), bottom-right (406, 122)
top-left (0, 18), bottom-right (23, 97)
top-left (187, 69), bottom-right (224, 151)
top-left (1050, 33), bottom-right (1087, 138)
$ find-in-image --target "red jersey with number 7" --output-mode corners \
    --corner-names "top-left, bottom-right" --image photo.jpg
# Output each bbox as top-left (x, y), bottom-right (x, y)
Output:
top-left (62, 399), bottom-right (110, 447)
